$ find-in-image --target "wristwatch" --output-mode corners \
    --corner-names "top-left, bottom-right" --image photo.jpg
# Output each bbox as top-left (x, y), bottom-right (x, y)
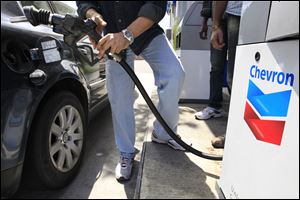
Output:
top-left (122, 29), bottom-right (134, 45)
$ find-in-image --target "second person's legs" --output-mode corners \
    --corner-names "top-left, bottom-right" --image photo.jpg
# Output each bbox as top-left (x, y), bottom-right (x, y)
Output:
top-left (226, 13), bottom-right (240, 91)
top-left (195, 20), bottom-right (227, 120)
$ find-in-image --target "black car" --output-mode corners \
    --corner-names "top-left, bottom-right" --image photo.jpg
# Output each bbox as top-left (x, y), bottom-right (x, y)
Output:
top-left (1, 1), bottom-right (108, 197)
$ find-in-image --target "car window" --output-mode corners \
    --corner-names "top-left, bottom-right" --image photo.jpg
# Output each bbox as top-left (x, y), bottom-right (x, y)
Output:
top-left (1, 1), bottom-right (24, 16)
top-left (51, 1), bottom-right (77, 15)
top-left (20, 1), bottom-right (52, 13)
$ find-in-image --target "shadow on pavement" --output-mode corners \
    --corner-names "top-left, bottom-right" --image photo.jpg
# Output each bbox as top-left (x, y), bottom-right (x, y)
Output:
top-left (139, 142), bottom-right (217, 199)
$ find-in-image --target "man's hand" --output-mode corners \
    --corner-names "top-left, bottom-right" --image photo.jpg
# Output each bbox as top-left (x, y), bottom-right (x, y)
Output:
top-left (86, 9), bottom-right (107, 48)
top-left (211, 1), bottom-right (227, 50)
top-left (199, 23), bottom-right (208, 40)
top-left (96, 32), bottom-right (130, 58)
top-left (211, 27), bottom-right (225, 50)
top-left (91, 15), bottom-right (107, 34)
top-left (89, 15), bottom-right (107, 48)
top-left (199, 17), bottom-right (208, 40)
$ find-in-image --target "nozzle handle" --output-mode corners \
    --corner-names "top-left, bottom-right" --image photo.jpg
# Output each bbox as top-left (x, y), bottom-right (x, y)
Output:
top-left (85, 19), bottom-right (102, 42)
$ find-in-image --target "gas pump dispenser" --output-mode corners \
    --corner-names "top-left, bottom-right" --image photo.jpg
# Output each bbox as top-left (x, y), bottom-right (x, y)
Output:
top-left (179, 1), bottom-right (212, 102)
top-left (218, 2), bottom-right (299, 198)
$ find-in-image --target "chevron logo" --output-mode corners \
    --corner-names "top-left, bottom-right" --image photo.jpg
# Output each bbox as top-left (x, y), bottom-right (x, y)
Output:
top-left (244, 80), bottom-right (292, 145)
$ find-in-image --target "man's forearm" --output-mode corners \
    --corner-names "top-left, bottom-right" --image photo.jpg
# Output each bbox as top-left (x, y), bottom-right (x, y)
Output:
top-left (127, 17), bottom-right (154, 38)
top-left (86, 9), bottom-right (154, 38)
top-left (212, 1), bottom-right (228, 27)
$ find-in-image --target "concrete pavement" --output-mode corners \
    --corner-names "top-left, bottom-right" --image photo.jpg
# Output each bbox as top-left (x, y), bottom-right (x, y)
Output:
top-left (133, 60), bottom-right (229, 199)
top-left (134, 102), bottom-right (228, 199)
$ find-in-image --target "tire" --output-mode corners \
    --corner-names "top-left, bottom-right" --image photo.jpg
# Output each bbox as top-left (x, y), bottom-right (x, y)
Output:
top-left (26, 91), bottom-right (86, 189)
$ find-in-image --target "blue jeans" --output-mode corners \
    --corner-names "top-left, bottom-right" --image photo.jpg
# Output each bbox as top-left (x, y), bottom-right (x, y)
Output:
top-left (106, 34), bottom-right (185, 159)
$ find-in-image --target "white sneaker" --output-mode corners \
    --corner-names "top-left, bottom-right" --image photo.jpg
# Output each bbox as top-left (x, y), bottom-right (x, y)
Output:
top-left (115, 156), bottom-right (133, 181)
top-left (195, 106), bottom-right (222, 120)
top-left (151, 131), bottom-right (192, 151)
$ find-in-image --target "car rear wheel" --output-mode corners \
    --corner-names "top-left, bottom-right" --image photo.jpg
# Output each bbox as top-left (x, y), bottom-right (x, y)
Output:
top-left (26, 91), bottom-right (86, 189)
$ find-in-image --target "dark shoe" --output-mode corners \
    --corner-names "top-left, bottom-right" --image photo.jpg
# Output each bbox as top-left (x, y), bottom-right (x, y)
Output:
top-left (211, 135), bottom-right (225, 148)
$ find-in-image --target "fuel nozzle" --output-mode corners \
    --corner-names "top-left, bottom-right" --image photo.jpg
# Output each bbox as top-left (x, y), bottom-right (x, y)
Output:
top-left (22, 5), bottom-right (111, 57)
top-left (23, 5), bottom-right (65, 27)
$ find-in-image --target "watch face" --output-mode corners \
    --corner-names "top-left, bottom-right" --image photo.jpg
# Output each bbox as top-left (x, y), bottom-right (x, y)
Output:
top-left (126, 30), bottom-right (133, 38)
top-left (123, 29), bottom-right (134, 44)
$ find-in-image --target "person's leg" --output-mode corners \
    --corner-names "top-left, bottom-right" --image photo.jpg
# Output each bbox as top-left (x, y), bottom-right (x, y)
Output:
top-left (211, 14), bottom-right (240, 149)
top-left (140, 34), bottom-right (185, 142)
top-left (208, 20), bottom-right (228, 109)
top-left (195, 20), bottom-right (227, 120)
top-left (209, 19), bottom-right (228, 147)
top-left (106, 49), bottom-right (136, 159)
top-left (226, 13), bottom-right (240, 91)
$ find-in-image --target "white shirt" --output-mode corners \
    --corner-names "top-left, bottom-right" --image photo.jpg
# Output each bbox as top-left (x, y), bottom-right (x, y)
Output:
top-left (226, 1), bottom-right (243, 16)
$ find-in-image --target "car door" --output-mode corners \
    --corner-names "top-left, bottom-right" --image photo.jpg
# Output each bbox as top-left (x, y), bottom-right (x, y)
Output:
top-left (49, 1), bottom-right (108, 108)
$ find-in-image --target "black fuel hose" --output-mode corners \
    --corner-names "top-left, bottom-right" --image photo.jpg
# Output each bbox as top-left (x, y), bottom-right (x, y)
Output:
top-left (86, 28), bottom-right (222, 160)
top-left (117, 59), bottom-right (223, 161)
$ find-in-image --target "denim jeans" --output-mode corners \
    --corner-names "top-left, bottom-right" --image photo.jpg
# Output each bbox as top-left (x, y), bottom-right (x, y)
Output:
top-left (208, 13), bottom-right (240, 109)
top-left (106, 34), bottom-right (185, 159)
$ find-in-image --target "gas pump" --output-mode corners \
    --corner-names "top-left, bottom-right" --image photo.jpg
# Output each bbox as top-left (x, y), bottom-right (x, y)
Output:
top-left (218, 2), bottom-right (299, 198)
top-left (179, 1), bottom-right (212, 102)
